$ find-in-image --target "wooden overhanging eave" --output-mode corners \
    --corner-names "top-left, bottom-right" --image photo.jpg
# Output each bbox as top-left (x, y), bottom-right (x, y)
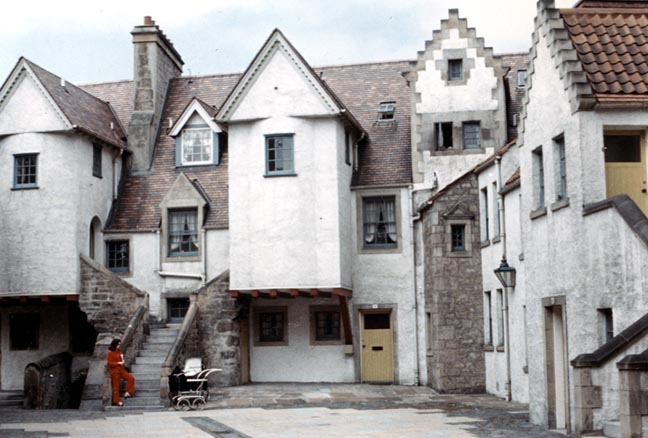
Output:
top-left (230, 287), bottom-right (351, 299)
top-left (0, 294), bottom-right (79, 305)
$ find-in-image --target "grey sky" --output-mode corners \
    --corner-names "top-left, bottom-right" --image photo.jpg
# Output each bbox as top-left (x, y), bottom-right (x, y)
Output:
top-left (1, 0), bottom-right (574, 85)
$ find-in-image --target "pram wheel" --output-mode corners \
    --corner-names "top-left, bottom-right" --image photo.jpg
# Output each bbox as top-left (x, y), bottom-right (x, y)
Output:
top-left (177, 399), bottom-right (191, 411)
top-left (192, 399), bottom-right (205, 410)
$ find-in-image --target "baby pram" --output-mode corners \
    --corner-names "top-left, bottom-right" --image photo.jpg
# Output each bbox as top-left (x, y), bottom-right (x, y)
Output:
top-left (168, 358), bottom-right (221, 411)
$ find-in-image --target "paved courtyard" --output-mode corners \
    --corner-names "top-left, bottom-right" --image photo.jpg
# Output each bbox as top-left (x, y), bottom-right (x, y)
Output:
top-left (0, 384), bottom-right (573, 438)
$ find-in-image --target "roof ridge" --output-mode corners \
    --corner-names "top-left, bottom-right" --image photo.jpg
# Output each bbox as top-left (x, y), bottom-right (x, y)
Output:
top-left (80, 78), bottom-right (133, 87)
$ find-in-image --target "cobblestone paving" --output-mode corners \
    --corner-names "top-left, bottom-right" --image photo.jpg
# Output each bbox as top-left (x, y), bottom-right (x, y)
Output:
top-left (0, 384), bottom-right (573, 438)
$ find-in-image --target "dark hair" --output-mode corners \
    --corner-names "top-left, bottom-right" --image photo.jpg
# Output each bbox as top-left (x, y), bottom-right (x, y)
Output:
top-left (109, 339), bottom-right (121, 352)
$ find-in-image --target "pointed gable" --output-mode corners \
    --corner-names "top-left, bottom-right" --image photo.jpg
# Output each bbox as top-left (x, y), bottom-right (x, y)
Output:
top-left (160, 173), bottom-right (209, 209)
top-left (168, 97), bottom-right (221, 137)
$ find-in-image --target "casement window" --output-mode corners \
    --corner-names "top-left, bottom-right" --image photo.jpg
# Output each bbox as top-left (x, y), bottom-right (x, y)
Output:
top-left (93, 144), bottom-right (102, 178)
top-left (448, 59), bottom-right (463, 81)
top-left (533, 147), bottom-right (545, 209)
top-left (106, 240), bottom-right (129, 273)
top-left (10, 313), bottom-right (40, 350)
top-left (451, 224), bottom-right (466, 252)
top-left (484, 291), bottom-right (493, 345)
top-left (480, 187), bottom-right (489, 241)
top-left (463, 122), bottom-right (481, 150)
top-left (363, 196), bottom-right (397, 248)
top-left (554, 135), bottom-right (568, 201)
top-left (265, 134), bottom-right (295, 175)
top-left (13, 153), bottom-right (38, 189)
top-left (168, 209), bottom-right (198, 257)
top-left (435, 122), bottom-right (453, 150)
top-left (181, 128), bottom-right (213, 165)
top-left (377, 102), bottom-right (396, 120)
top-left (517, 69), bottom-right (528, 88)
top-left (254, 307), bottom-right (288, 346)
top-left (311, 307), bottom-right (342, 344)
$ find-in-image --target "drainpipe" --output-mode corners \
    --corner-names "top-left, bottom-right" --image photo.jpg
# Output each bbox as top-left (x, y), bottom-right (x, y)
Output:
top-left (496, 156), bottom-right (512, 402)
top-left (408, 185), bottom-right (425, 386)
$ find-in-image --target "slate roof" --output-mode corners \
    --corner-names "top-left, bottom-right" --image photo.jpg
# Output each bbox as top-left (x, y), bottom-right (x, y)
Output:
top-left (561, 4), bottom-right (648, 101)
top-left (24, 59), bottom-right (126, 148)
top-left (499, 53), bottom-right (529, 141)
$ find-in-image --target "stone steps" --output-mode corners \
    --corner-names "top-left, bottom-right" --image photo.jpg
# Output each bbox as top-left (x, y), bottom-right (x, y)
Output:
top-left (0, 390), bottom-right (23, 408)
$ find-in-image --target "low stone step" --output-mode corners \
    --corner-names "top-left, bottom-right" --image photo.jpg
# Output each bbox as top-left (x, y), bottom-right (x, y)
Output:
top-left (147, 332), bottom-right (178, 340)
top-left (134, 389), bottom-right (160, 398)
top-left (134, 379), bottom-right (160, 391)
top-left (105, 403), bottom-right (164, 412)
top-left (139, 349), bottom-right (168, 357)
top-left (0, 399), bottom-right (23, 407)
top-left (132, 364), bottom-right (163, 375)
top-left (603, 420), bottom-right (620, 438)
top-left (135, 356), bottom-right (165, 365)
top-left (141, 344), bottom-right (172, 353)
top-left (0, 390), bottom-right (23, 400)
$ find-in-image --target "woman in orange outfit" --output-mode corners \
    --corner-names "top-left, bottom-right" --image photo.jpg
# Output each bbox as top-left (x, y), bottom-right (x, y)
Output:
top-left (107, 338), bottom-right (135, 406)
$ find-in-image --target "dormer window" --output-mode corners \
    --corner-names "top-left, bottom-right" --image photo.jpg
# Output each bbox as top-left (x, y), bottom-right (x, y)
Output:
top-left (448, 59), bottom-right (463, 81)
top-left (378, 102), bottom-right (396, 120)
top-left (181, 128), bottom-right (213, 165)
top-left (517, 69), bottom-right (528, 88)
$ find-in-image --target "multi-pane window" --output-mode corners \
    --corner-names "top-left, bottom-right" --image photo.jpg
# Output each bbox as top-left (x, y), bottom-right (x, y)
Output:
top-left (448, 59), bottom-right (463, 81)
top-left (533, 147), bottom-right (545, 209)
top-left (259, 311), bottom-right (285, 343)
top-left (517, 69), bottom-right (528, 88)
top-left (14, 154), bottom-right (38, 189)
top-left (463, 122), bottom-right (481, 150)
top-left (168, 209), bottom-right (198, 256)
top-left (93, 144), bottom-right (102, 178)
top-left (181, 128), bottom-right (212, 165)
top-left (10, 313), bottom-right (40, 350)
top-left (451, 224), bottom-right (466, 252)
top-left (266, 134), bottom-right (294, 175)
top-left (106, 240), bottom-right (129, 273)
top-left (484, 291), bottom-right (493, 345)
top-left (314, 310), bottom-right (341, 341)
top-left (363, 196), bottom-right (397, 248)
top-left (377, 102), bottom-right (396, 120)
top-left (555, 135), bottom-right (568, 201)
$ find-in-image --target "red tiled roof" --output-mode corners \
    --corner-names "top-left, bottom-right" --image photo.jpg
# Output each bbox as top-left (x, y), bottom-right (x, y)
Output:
top-left (561, 6), bottom-right (648, 100)
top-left (24, 59), bottom-right (126, 148)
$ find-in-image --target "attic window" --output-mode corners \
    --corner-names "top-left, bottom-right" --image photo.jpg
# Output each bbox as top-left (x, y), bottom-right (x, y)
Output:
top-left (517, 70), bottom-right (528, 88)
top-left (448, 59), bottom-right (463, 81)
top-left (181, 128), bottom-right (213, 165)
top-left (377, 102), bottom-right (396, 120)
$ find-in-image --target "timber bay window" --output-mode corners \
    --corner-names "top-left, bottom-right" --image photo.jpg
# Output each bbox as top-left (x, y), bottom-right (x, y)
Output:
top-left (168, 209), bottom-right (198, 257)
top-left (13, 153), bottom-right (38, 189)
top-left (181, 128), bottom-right (213, 165)
top-left (10, 313), bottom-right (40, 350)
top-left (311, 306), bottom-right (342, 344)
top-left (463, 122), bottom-right (481, 150)
top-left (254, 307), bottom-right (288, 346)
top-left (106, 240), bottom-right (129, 273)
top-left (265, 134), bottom-right (294, 175)
top-left (363, 196), bottom-right (397, 248)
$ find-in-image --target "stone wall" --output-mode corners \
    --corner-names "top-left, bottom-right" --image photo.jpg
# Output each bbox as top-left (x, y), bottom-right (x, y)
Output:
top-left (24, 352), bottom-right (72, 409)
top-left (196, 270), bottom-right (241, 386)
top-left (422, 172), bottom-right (485, 393)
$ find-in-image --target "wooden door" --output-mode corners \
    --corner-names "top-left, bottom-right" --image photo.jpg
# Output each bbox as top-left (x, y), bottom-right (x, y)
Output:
top-left (545, 305), bottom-right (569, 431)
top-left (240, 319), bottom-right (250, 384)
top-left (604, 132), bottom-right (648, 216)
top-left (361, 312), bottom-right (394, 383)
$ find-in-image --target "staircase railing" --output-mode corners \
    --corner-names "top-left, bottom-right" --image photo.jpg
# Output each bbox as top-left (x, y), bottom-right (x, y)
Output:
top-left (160, 293), bottom-right (201, 404)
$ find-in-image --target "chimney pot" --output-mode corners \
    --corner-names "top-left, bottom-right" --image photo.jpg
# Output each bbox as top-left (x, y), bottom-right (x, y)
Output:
top-left (144, 16), bottom-right (155, 26)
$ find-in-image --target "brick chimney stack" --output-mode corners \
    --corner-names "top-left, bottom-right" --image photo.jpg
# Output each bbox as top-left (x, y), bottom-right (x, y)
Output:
top-left (128, 16), bottom-right (183, 173)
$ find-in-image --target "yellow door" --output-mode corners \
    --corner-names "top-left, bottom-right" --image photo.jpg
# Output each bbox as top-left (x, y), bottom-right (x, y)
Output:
top-left (604, 132), bottom-right (648, 216)
top-left (361, 312), bottom-right (394, 383)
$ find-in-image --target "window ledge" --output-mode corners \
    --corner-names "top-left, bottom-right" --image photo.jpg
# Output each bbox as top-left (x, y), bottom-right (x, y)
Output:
top-left (496, 345), bottom-right (505, 353)
top-left (483, 344), bottom-right (495, 352)
top-left (491, 235), bottom-right (501, 244)
top-left (480, 239), bottom-right (491, 248)
top-left (530, 207), bottom-right (547, 220)
top-left (264, 173), bottom-right (298, 178)
top-left (447, 251), bottom-right (472, 258)
top-left (93, 175), bottom-right (103, 179)
top-left (11, 186), bottom-right (39, 191)
top-left (551, 198), bottom-right (570, 212)
top-left (175, 163), bottom-right (218, 170)
top-left (429, 148), bottom-right (485, 156)
top-left (164, 255), bottom-right (202, 263)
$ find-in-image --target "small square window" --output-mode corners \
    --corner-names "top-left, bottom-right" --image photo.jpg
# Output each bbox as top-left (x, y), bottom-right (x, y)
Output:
top-left (106, 240), bottom-right (129, 273)
top-left (254, 307), bottom-right (288, 346)
top-left (10, 313), bottom-right (40, 350)
top-left (363, 196), bottom-right (398, 248)
top-left (451, 224), bottom-right (466, 252)
top-left (463, 122), bottom-right (481, 150)
top-left (265, 134), bottom-right (295, 175)
top-left (93, 144), bottom-right (102, 178)
top-left (448, 59), bottom-right (463, 81)
top-left (517, 69), bottom-right (528, 88)
top-left (377, 102), bottom-right (396, 120)
top-left (168, 209), bottom-right (199, 257)
top-left (14, 154), bottom-right (38, 189)
top-left (313, 309), bottom-right (341, 342)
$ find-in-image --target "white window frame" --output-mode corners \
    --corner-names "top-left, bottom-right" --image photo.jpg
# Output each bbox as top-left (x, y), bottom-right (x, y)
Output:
top-left (181, 127), bottom-right (213, 166)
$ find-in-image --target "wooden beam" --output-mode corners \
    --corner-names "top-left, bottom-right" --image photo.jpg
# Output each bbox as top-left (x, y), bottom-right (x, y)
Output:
top-left (338, 295), bottom-right (353, 345)
top-left (289, 289), bottom-right (299, 297)
top-left (268, 290), bottom-right (278, 298)
top-left (309, 289), bottom-right (319, 297)
top-left (19, 297), bottom-right (28, 304)
top-left (230, 291), bottom-right (240, 298)
top-left (40, 296), bottom-right (51, 303)
top-left (251, 290), bottom-right (259, 298)
top-left (66, 295), bottom-right (79, 302)
top-left (332, 288), bottom-right (351, 298)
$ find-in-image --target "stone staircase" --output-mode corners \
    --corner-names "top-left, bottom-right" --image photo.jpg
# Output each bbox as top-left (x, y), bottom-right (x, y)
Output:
top-left (106, 323), bottom-right (180, 411)
top-left (0, 390), bottom-right (23, 408)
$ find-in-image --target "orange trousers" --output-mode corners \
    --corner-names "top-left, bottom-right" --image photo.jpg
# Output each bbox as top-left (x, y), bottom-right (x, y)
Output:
top-left (110, 367), bottom-right (135, 404)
